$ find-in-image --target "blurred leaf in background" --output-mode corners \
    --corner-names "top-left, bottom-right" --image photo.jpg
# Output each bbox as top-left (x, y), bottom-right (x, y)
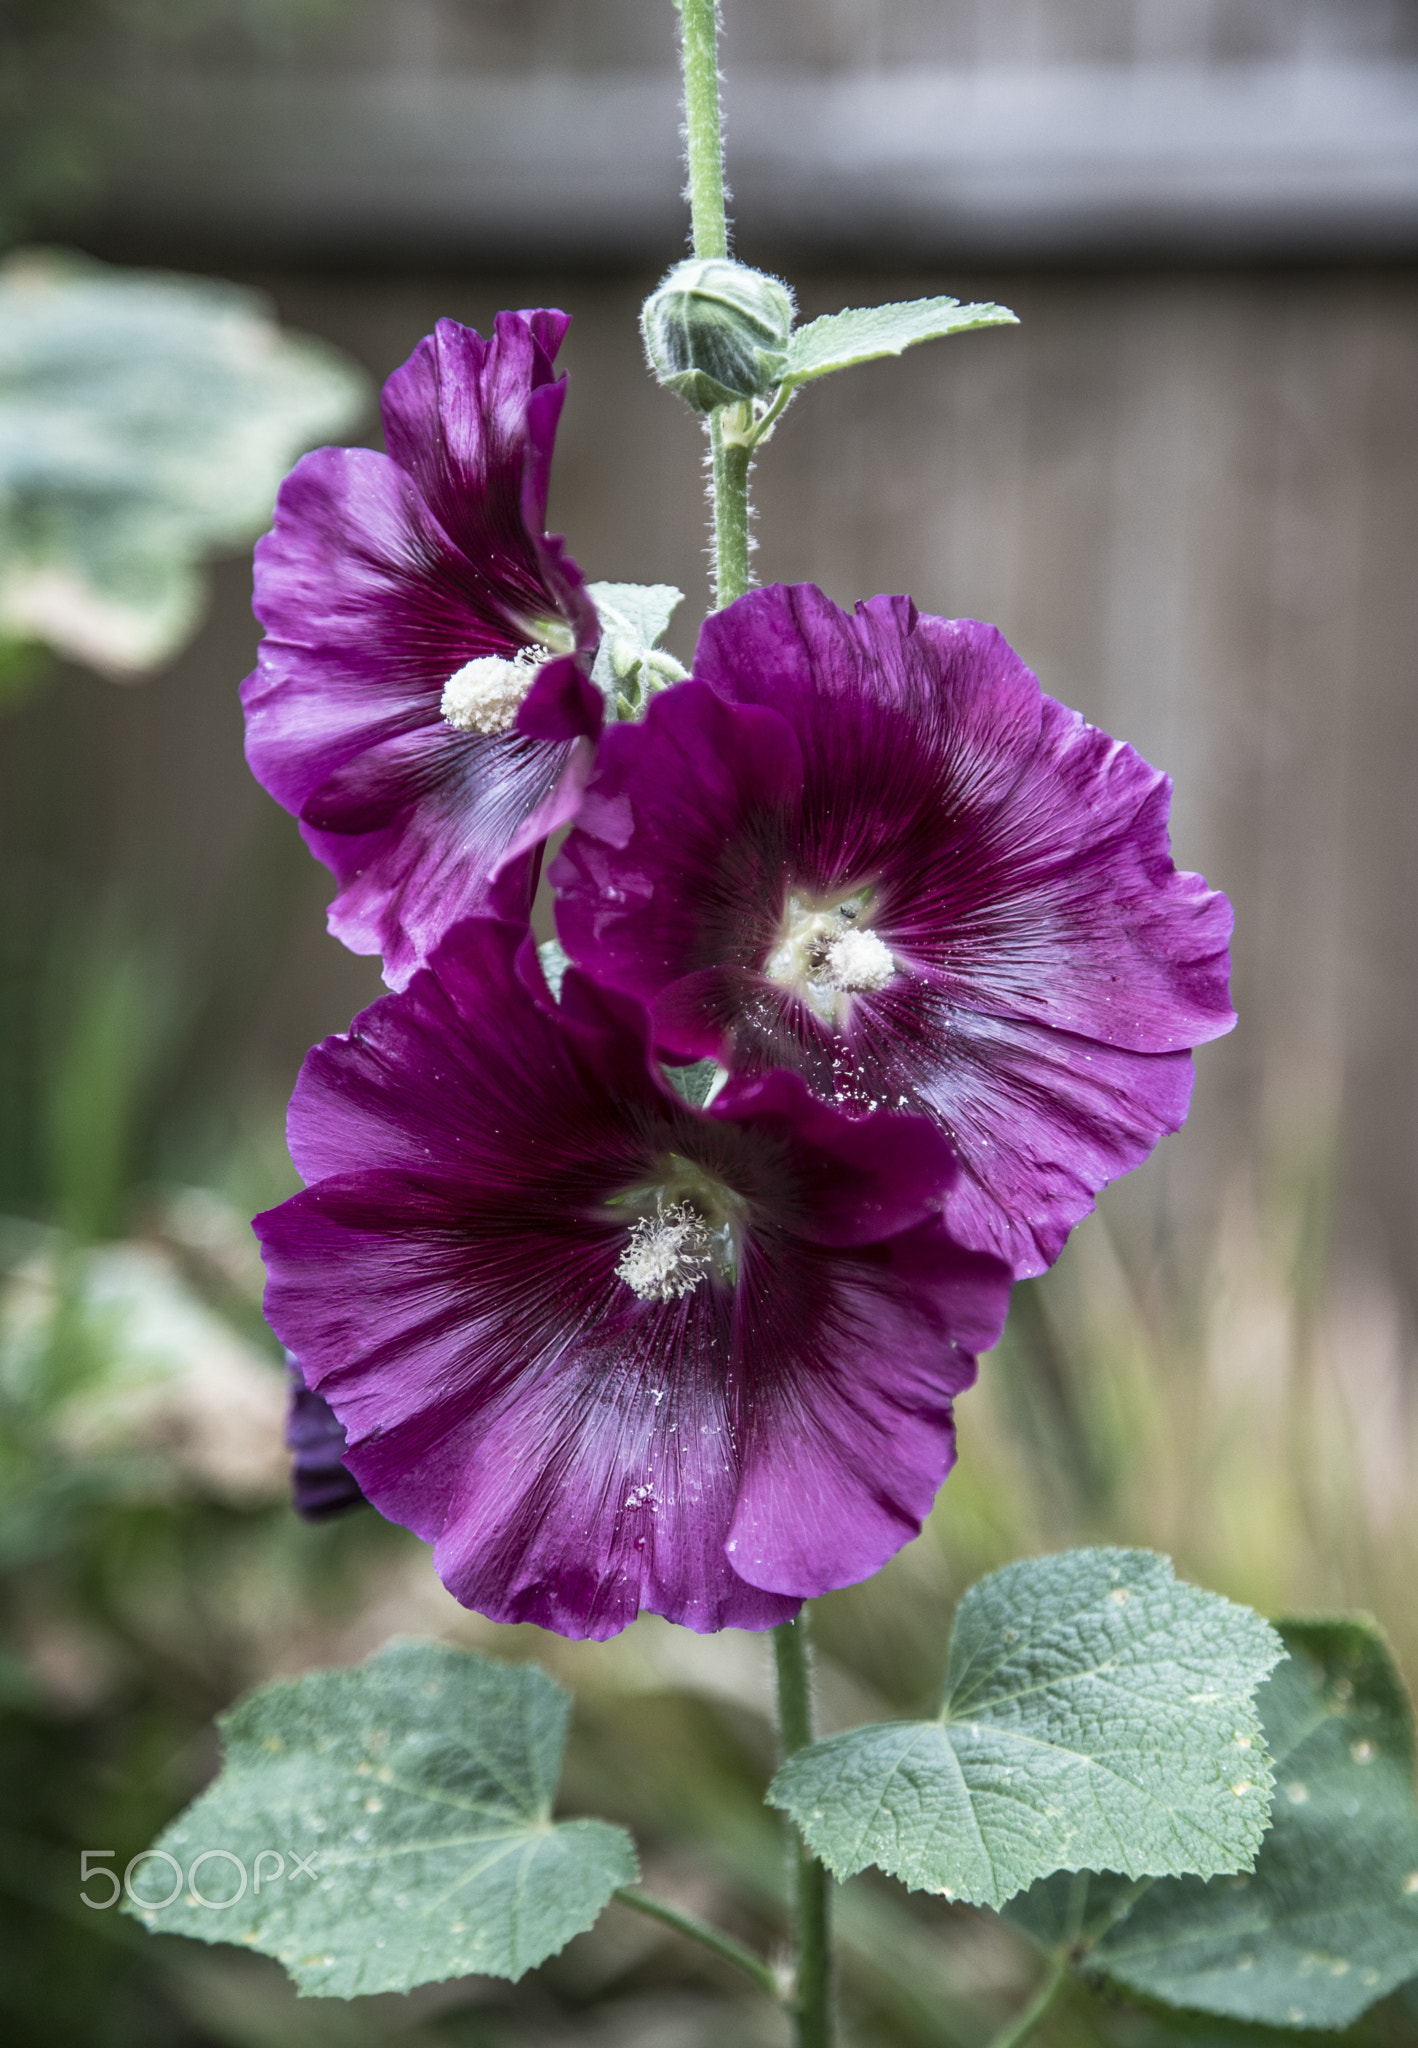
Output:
top-left (0, 249), bottom-right (368, 679)
top-left (40, 923), bottom-right (185, 1240)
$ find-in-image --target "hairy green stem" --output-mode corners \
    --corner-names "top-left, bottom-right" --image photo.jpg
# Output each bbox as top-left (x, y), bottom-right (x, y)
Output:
top-left (676, 0), bottom-right (753, 607)
top-left (985, 1955), bottom-right (1068, 2048)
top-left (675, 0), bottom-right (728, 259)
top-left (708, 415), bottom-right (753, 606)
top-left (616, 1888), bottom-right (782, 2000)
top-left (773, 1615), bottom-right (834, 2048)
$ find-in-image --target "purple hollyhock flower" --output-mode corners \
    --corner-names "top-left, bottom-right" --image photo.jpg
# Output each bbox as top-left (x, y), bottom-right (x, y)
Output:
top-left (253, 914), bottom-right (1010, 1640)
top-left (284, 1353), bottom-right (367, 1521)
top-left (242, 312), bottom-right (603, 989)
top-left (552, 583), bottom-right (1235, 1279)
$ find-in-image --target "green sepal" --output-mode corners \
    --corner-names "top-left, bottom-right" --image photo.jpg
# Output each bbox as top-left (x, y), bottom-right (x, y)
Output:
top-left (768, 1549), bottom-right (1283, 1911)
top-left (588, 580), bottom-right (687, 717)
top-left (1006, 1615), bottom-right (1418, 2031)
top-left (122, 1642), bottom-right (638, 1997)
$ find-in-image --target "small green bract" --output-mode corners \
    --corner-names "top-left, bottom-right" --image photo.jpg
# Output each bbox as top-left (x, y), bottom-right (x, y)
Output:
top-left (781, 295), bottom-right (1017, 387)
top-left (588, 580), bottom-right (687, 715)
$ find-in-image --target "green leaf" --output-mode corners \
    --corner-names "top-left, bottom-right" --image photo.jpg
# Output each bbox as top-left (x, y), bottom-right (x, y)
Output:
top-left (781, 296), bottom-right (1017, 388)
top-left (768, 1549), bottom-right (1283, 1911)
top-left (662, 1058), bottom-right (719, 1107)
top-left (588, 581), bottom-right (688, 713)
top-left (1008, 1617), bottom-right (1418, 2031)
top-left (0, 248), bottom-right (368, 675)
top-left (123, 1642), bottom-right (638, 1997)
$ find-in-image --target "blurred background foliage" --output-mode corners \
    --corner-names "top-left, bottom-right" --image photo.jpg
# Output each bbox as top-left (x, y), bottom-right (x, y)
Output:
top-left (2, 1), bottom-right (1418, 2045)
top-left (0, 250), bottom-right (366, 682)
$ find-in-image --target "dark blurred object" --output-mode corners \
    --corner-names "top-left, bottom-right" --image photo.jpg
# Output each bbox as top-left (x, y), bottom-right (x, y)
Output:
top-left (0, 0), bottom-right (351, 250)
top-left (284, 1351), bottom-right (366, 1519)
top-left (0, 0), bottom-right (115, 247)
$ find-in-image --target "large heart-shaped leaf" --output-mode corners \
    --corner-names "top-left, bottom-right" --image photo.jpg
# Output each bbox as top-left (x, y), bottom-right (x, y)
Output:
top-left (1007, 1616), bottom-right (1418, 2030)
top-left (123, 1642), bottom-right (637, 1996)
top-left (769, 1549), bottom-right (1282, 1910)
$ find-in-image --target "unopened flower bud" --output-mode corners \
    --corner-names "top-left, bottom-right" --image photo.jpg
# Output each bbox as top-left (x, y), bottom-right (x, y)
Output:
top-left (641, 259), bottom-right (794, 414)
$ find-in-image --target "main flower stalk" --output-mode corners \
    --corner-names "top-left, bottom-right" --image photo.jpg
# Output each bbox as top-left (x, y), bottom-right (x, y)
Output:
top-left (677, 3), bottom-right (833, 2032)
top-left (677, 0), bottom-right (752, 607)
top-left (774, 1616), bottom-right (833, 2047)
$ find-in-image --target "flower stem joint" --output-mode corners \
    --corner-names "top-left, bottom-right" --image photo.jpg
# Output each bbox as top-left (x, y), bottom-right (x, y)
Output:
top-left (641, 258), bottom-right (795, 415)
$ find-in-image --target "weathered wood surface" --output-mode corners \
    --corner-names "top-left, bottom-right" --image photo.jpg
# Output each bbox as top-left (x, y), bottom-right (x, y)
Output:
top-left (83, 0), bottom-right (1418, 260)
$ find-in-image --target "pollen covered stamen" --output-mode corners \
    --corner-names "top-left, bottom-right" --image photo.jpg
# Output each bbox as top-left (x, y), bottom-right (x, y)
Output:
top-left (824, 926), bottom-right (894, 992)
top-left (765, 886), bottom-right (895, 1021)
top-left (617, 1202), bottom-right (713, 1302)
top-left (440, 645), bottom-right (551, 735)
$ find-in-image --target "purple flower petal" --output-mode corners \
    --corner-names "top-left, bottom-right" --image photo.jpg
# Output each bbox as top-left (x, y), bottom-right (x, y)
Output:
top-left (379, 312), bottom-right (582, 623)
top-left (727, 1222), bottom-right (997, 1596)
top-left (242, 314), bottom-right (599, 989)
top-left (515, 656), bottom-right (604, 745)
top-left (553, 583), bottom-right (1234, 1277)
top-left (256, 915), bottom-right (1010, 1639)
